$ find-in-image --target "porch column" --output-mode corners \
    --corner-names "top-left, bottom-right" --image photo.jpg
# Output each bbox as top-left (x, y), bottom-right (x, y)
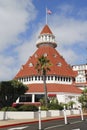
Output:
top-left (32, 94), bottom-right (35, 103)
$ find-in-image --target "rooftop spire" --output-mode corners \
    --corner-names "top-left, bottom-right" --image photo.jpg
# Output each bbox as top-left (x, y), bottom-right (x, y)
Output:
top-left (40, 24), bottom-right (53, 34)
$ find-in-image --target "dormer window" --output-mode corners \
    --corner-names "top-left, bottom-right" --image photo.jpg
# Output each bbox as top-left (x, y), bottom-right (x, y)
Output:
top-left (29, 62), bottom-right (33, 67)
top-left (35, 54), bottom-right (38, 58)
top-left (44, 53), bottom-right (47, 57)
top-left (53, 54), bottom-right (57, 58)
top-left (57, 62), bottom-right (62, 67)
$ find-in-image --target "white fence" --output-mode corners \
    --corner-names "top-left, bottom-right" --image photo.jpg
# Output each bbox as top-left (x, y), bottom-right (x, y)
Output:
top-left (0, 110), bottom-right (80, 120)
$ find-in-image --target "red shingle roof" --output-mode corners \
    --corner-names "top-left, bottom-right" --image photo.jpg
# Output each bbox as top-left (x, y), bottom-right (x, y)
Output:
top-left (15, 46), bottom-right (76, 78)
top-left (26, 84), bottom-right (82, 94)
top-left (40, 24), bottom-right (53, 34)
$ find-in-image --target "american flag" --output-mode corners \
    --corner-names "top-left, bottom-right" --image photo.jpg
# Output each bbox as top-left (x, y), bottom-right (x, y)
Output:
top-left (47, 9), bottom-right (52, 14)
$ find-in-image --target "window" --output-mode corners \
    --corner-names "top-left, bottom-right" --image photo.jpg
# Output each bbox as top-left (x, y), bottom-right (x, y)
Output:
top-left (35, 94), bottom-right (44, 102)
top-left (29, 77), bottom-right (31, 81)
top-left (66, 77), bottom-right (68, 81)
top-left (35, 76), bottom-right (37, 80)
top-left (24, 78), bottom-right (26, 82)
top-left (41, 76), bottom-right (43, 80)
top-left (21, 78), bottom-right (23, 82)
top-left (48, 76), bottom-right (50, 80)
top-left (61, 77), bottom-right (62, 81)
top-left (29, 62), bottom-right (33, 67)
top-left (45, 76), bottom-right (47, 80)
top-left (53, 54), bottom-right (57, 58)
top-left (55, 76), bottom-right (57, 81)
top-left (69, 77), bottom-right (71, 82)
top-left (44, 53), bottom-right (47, 57)
top-left (64, 77), bottom-right (65, 81)
top-left (19, 94), bottom-right (32, 102)
top-left (26, 77), bottom-right (28, 81)
top-left (51, 76), bottom-right (53, 80)
top-left (35, 54), bottom-right (38, 58)
top-left (58, 77), bottom-right (60, 81)
top-left (57, 62), bottom-right (62, 67)
top-left (38, 76), bottom-right (40, 80)
top-left (32, 76), bottom-right (33, 81)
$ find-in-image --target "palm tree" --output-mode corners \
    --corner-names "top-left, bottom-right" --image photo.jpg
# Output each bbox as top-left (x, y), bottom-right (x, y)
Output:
top-left (35, 55), bottom-right (51, 108)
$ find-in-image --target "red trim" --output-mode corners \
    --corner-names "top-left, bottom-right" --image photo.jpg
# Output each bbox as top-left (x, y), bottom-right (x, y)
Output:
top-left (48, 94), bottom-right (56, 97)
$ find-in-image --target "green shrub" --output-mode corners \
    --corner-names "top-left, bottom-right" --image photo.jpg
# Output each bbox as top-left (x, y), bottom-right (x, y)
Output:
top-left (48, 103), bottom-right (63, 110)
top-left (1, 107), bottom-right (17, 111)
top-left (18, 105), bottom-right (38, 111)
top-left (41, 106), bottom-right (48, 111)
top-left (50, 97), bottom-right (58, 104)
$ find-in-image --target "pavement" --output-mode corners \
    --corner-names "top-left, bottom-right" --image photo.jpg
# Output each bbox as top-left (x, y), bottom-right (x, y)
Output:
top-left (0, 114), bottom-right (87, 128)
top-left (0, 116), bottom-right (64, 128)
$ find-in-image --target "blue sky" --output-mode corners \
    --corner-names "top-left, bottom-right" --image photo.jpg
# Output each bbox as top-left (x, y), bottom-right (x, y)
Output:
top-left (0, 0), bottom-right (87, 81)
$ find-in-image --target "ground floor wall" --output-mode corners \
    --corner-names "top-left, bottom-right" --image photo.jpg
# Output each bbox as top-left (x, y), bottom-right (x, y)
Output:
top-left (16, 93), bottom-right (81, 108)
top-left (56, 93), bottom-right (81, 108)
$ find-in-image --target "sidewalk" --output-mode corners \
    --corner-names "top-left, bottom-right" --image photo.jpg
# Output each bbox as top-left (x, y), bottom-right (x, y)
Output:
top-left (0, 114), bottom-right (87, 128)
top-left (0, 118), bottom-right (38, 128)
top-left (0, 115), bottom-right (65, 128)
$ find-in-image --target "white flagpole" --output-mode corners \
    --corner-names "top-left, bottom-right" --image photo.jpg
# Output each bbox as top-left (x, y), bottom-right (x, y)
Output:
top-left (46, 7), bottom-right (47, 24)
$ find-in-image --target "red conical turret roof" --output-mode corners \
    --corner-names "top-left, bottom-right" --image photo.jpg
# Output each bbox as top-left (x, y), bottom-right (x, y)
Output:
top-left (40, 24), bottom-right (53, 34)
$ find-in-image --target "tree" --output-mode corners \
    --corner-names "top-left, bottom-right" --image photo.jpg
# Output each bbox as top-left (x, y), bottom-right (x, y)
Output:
top-left (0, 80), bottom-right (28, 107)
top-left (35, 55), bottom-right (52, 108)
top-left (78, 87), bottom-right (87, 110)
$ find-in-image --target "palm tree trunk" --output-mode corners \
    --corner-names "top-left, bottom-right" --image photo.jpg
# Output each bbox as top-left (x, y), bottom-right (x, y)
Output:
top-left (43, 75), bottom-right (48, 108)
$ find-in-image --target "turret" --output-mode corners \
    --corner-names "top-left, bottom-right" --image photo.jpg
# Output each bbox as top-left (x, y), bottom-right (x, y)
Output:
top-left (36, 24), bottom-right (57, 48)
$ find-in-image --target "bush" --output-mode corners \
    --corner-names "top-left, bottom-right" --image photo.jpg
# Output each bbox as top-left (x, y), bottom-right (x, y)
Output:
top-left (41, 106), bottom-right (48, 111)
top-left (18, 105), bottom-right (38, 111)
top-left (48, 103), bottom-right (63, 110)
top-left (1, 107), bottom-right (17, 111)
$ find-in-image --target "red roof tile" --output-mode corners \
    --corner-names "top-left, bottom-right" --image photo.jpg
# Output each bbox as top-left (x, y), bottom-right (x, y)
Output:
top-left (40, 24), bottom-right (53, 34)
top-left (15, 46), bottom-right (76, 78)
top-left (26, 84), bottom-right (82, 94)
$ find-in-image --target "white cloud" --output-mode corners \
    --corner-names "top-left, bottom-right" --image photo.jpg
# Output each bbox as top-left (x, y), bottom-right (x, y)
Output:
top-left (0, 2), bottom-right (87, 81)
top-left (0, 0), bottom-right (37, 81)
top-left (15, 23), bottom-right (43, 65)
top-left (57, 47), bottom-right (79, 65)
top-left (50, 15), bottom-right (87, 45)
top-left (47, 5), bottom-right (87, 64)
top-left (0, 55), bottom-right (17, 81)
top-left (0, 0), bottom-right (36, 51)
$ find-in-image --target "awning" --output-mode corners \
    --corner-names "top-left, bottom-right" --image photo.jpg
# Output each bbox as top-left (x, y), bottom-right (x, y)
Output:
top-left (48, 94), bottom-right (56, 97)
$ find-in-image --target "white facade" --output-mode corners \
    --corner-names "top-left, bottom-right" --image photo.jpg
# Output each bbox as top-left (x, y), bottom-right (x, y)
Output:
top-left (18, 75), bottom-right (73, 85)
top-left (73, 64), bottom-right (87, 71)
top-left (72, 64), bottom-right (87, 90)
